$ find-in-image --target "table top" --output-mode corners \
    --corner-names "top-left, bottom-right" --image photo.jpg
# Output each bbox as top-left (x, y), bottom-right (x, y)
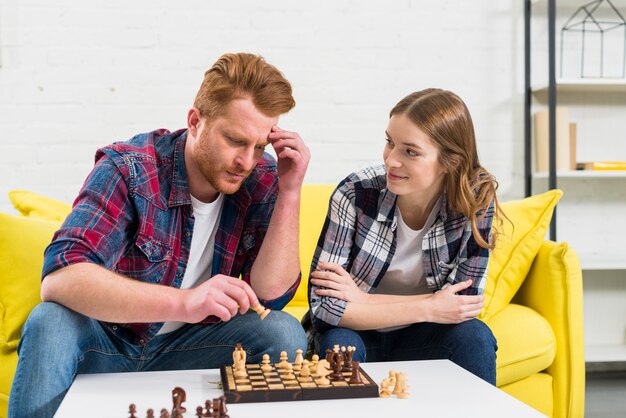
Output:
top-left (55, 359), bottom-right (545, 418)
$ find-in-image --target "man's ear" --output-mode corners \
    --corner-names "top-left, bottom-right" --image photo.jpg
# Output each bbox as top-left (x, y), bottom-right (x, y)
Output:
top-left (187, 107), bottom-right (202, 135)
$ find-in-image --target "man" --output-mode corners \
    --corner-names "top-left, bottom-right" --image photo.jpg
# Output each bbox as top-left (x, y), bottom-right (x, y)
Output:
top-left (9, 52), bottom-right (310, 418)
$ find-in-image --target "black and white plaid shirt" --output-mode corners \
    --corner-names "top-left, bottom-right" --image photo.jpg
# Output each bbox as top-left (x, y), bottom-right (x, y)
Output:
top-left (308, 165), bottom-right (493, 334)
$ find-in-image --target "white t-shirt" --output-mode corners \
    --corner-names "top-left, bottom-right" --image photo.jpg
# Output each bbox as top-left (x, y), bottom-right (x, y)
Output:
top-left (157, 193), bottom-right (224, 335)
top-left (374, 197), bottom-right (441, 332)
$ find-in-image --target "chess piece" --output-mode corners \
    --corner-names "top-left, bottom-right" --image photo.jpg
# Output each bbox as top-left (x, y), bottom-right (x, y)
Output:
top-left (299, 359), bottom-right (311, 377)
top-left (260, 353), bottom-right (273, 372)
top-left (394, 372), bottom-right (410, 399)
top-left (195, 406), bottom-right (204, 418)
top-left (212, 398), bottom-right (222, 418)
top-left (325, 348), bottom-right (333, 363)
top-left (293, 348), bottom-right (304, 371)
top-left (233, 343), bottom-right (247, 378)
top-left (391, 371), bottom-right (403, 397)
top-left (146, 409), bottom-right (154, 418)
top-left (310, 354), bottom-right (319, 370)
top-left (159, 409), bottom-right (170, 418)
top-left (388, 370), bottom-right (397, 393)
top-left (329, 345), bottom-right (344, 381)
top-left (349, 361), bottom-right (363, 384)
top-left (379, 378), bottom-right (392, 397)
top-left (171, 387), bottom-right (186, 417)
top-left (314, 359), bottom-right (331, 386)
top-left (129, 403), bottom-right (138, 418)
top-left (277, 351), bottom-right (290, 369)
top-left (282, 361), bottom-right (296, 380)
top-left (204, 400), bottom-right (212, 417)
top-left (250, 304), bottom-right (270, 320)
top-left (343, 346), bottom-right (355, 372)
top-left (218, 395), bottom-right (230, 418)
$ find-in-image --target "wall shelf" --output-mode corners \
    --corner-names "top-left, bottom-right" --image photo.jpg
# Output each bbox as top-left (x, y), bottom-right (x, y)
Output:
top-left (533, 171), bottom-right (626, 179)
top-left (533, 79), bottom-right (626, 94)
top-left (580, 259), bottom-right (626, 271)
top-left (586, 344), bottom-right (626, 363)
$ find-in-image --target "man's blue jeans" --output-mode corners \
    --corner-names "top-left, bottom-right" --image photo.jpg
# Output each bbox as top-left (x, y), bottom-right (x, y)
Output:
top-left (9, 302), bottom-right (307, 418)
top-left (317, 319), bottom-right (497, 385)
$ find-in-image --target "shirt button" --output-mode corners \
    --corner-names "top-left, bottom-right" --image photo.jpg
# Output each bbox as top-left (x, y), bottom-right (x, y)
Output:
top-left (139, 339), bottom-right (145, 345)
top-left (112, 326), bottom-right (118, 331)
top-left (185, 231), bottom-right (191, 237)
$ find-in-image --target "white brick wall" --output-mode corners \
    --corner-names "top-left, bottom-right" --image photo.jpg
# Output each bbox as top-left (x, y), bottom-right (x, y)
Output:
top-left (0, 0), bottom-right (525, 213)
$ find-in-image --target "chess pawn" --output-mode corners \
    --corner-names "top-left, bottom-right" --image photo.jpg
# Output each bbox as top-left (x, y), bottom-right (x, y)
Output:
top-left (277, 351), bottom-right (290, 369)
top-left (379, 378), bottom-right (392, 398)
top-left (260, 353), bottom-right (273, 372)
top-left (146, 409), bottom-right (154, 418)
top-left (310, 354), bottom-right (319, 370)
top-left (159, 409), bottom-right (170, 418)
top-left (282, 361), bottom-right (296, 380)
top-left (128, 403), bottom-right (138, 418)
top-left (293, 348), bottom-right (304, 371)
top-left (195, 406), bottom-right (203, 418)
top-left (299, 359), bottom-right (311, 377)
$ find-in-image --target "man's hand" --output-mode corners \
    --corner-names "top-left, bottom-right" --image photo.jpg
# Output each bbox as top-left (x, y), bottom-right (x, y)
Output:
top-left (425, 280), bottom-right (484, 324)
top-left (268, 126), bottom-right (310, 193)
top-left (182, 274), bottom-right (260, 322)
top-left (310, 261), bottom-right (369, 303)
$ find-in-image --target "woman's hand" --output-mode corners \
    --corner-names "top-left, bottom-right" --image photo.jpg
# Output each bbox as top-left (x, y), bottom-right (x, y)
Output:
top-left (425, 280), bottom-right (484, 323)
top-left (310, 262), bottom-right (369, 303)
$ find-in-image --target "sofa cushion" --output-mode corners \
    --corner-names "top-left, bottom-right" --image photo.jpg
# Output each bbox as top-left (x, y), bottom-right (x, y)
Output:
top-left (480, 189), bottom-right (562, 321)
top-left (0, 213), bottom-right (59, 350)
top-left (8, 190), bottom-right (72, 222)
top-left (499, 372), bottom-right (554, 417)
top-left (488, 303), bottom-right (556, 387)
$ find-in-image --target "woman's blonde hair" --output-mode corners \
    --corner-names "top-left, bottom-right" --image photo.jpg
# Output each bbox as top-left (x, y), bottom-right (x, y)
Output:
top-left (194, 52), bottom-right (295, 119)
top-left (390, 88), bottom-right (502, 249)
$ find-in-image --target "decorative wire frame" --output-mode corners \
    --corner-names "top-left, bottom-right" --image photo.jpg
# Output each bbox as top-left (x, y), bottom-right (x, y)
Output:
top-left (560, 0), bottom-right (626, 78)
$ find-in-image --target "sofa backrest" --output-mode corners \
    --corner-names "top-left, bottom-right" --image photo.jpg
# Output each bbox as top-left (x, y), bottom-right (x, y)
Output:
top-left (292, 185), bottom-right (335, 307)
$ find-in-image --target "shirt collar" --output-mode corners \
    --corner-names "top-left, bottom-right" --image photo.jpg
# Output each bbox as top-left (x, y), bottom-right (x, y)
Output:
top-left (168, 130), bottom-right (192, 207)
top-left (376, 185), bottom-right (449, 226)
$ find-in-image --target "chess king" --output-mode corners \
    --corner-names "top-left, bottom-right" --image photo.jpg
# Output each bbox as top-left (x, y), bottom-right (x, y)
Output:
top-left (9, 53), bottom-right (309, 418)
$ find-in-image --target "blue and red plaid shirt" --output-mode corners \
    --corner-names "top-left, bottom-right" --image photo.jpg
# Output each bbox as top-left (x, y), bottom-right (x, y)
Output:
top-left (42, 129), bottom-right (300, 345)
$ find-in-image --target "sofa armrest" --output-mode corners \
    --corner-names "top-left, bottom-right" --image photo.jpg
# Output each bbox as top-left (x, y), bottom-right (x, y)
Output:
top-left (512, 240), bottom-right (585, 418)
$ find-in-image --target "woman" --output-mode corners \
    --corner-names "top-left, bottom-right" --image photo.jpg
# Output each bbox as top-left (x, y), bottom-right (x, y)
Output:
top-left (307, 88), bottom-right (502, 384)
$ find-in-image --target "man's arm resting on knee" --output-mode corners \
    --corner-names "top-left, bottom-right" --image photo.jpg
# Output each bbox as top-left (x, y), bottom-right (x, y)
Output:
top-left (41, 263), bottom-right (259, 323)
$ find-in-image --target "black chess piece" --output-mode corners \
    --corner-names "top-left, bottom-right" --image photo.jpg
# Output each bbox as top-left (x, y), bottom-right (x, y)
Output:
top-left (349, 361), bottom-right (363, 384)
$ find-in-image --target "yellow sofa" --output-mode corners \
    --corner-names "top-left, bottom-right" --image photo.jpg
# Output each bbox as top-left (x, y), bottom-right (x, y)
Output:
top-left (0, 187), bottom-right (584, 418)
top-left (284, 185), bottom-right (584, 418)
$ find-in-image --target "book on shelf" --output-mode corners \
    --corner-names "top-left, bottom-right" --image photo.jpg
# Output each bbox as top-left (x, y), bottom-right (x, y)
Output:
top-left (534, 108), bottom-right (576, 172)
top-left (576, 161), bottom-right (626, 171)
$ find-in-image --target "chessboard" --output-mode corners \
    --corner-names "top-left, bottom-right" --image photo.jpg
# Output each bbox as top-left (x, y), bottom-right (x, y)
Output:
top-left (220, 363), bottom-right (379, 403)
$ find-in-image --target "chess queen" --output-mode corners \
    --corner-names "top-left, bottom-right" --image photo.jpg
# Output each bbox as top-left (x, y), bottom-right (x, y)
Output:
top-left (306, 89), bottom-right (503, 385)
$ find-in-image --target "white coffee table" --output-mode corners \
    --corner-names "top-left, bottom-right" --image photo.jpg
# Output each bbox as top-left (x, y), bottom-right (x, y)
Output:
top-left (55, 359), bottom-right (545, 417)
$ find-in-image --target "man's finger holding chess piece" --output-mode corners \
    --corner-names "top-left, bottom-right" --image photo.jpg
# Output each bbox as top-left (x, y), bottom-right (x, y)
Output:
top-left (250, 304), bottom-right (270, 320)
